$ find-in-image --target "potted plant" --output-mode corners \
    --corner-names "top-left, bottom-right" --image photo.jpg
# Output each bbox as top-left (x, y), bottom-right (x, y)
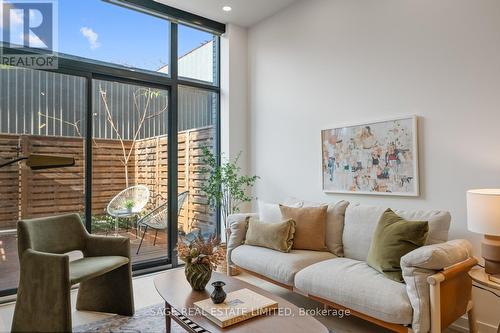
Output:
top-left (124, 199), bottom-right (135, 213)
top-left (200, 147), bottom-right (258, 274)
top-left (200, 147), bottom-right (258, 238)
top-left (177, 232), bottom-right (225, 291)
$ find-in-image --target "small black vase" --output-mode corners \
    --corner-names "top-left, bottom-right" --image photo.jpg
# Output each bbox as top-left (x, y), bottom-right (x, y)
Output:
top-left (210, 281), bottom-right (227, 304)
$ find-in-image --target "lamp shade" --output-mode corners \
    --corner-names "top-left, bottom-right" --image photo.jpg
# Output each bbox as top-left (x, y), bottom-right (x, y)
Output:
top-left (467, 189), bottom-right (500, 236)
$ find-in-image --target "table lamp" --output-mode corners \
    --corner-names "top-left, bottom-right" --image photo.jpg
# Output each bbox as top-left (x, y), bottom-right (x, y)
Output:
top-left (467, 189), bottom-right (500, 284)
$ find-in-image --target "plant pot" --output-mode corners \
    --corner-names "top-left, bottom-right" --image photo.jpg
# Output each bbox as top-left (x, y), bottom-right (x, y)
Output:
top-left (185, 263), bottom-right (212, 291)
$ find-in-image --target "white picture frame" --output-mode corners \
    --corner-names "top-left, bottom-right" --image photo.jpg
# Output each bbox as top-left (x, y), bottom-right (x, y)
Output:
top-left (321, 115), bottom-right (419, 197)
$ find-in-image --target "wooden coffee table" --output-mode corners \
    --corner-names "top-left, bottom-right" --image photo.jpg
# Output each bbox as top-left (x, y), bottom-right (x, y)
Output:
top-left (154, 268), bottom-right (328, 333)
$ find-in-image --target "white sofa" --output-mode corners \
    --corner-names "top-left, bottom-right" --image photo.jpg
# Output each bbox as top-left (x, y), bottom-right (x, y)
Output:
top-left (226, 202), bottom-right (476, 333)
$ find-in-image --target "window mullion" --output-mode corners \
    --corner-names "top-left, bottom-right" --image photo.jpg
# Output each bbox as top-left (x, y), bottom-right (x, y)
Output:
top-left (168, 22), bottom-right (179, 267)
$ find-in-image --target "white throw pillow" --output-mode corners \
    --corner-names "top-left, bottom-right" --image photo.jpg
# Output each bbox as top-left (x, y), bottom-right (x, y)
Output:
top-left (258, 199), bottom-right (302, 223)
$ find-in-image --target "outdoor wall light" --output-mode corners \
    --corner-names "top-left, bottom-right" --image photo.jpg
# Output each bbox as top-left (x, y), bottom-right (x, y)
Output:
top-left (0, 154), bottom-right (75, 170)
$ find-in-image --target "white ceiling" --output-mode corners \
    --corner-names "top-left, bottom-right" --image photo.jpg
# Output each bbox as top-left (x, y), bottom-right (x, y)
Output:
top-left (154, 0), bottom-right (298, 28)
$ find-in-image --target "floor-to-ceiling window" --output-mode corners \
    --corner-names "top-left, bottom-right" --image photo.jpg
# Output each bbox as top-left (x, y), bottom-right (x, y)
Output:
top-left (0, 0), bottom-right (223, 296)
top-left (0, 68), bottom-right (87, 292)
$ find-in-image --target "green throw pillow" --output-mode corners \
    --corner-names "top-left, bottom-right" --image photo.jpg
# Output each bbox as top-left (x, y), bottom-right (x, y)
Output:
top-left (245, 218), bottom-right (296, 252)
top-left (367, 209), bottom-right (429, 282)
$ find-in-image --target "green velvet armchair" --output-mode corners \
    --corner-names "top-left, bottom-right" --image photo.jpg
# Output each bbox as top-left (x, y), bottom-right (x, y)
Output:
top-left (11, 213), bottom-right (134, 333)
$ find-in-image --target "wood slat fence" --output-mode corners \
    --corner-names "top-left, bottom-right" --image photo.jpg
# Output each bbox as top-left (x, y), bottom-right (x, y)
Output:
top-left (0, 126), bottom-right (216, 233)
top-left (0, 136), bottom-right (19, 229)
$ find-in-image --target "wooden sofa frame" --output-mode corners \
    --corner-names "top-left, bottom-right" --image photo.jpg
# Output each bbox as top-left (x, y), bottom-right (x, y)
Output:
top-left (230, 257), bottom-right (478, 333)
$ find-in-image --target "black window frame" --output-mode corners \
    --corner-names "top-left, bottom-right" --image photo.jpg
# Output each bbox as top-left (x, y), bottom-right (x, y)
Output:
top-left (0, 0), bottom-right (223, 297)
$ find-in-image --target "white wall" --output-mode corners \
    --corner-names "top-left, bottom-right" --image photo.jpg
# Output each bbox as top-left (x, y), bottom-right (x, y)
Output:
top-left (158, 40), bottom-right (214, 83)
top-left (221, 24), bottom-right (249, 171)
top-left (178, 40), bottom-right (214, 83)
top-left (248, 0), bottom-right (500, 330)
top-left (221, 23), bottom-right (251, 221)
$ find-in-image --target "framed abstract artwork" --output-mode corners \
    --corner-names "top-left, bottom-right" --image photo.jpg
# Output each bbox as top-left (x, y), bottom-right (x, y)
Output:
top-left (321, 116), bottom-right (419, 196)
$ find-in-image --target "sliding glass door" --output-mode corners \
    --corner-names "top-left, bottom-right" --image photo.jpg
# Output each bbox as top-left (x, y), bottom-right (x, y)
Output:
top-left (91, 78), bottom-right (170, 264)
top-left (0, 67), bottom-right (87, 292)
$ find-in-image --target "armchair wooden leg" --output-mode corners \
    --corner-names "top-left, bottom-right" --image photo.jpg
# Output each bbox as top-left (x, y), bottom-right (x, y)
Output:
top-left (467, 301), bottom-right (478, 333)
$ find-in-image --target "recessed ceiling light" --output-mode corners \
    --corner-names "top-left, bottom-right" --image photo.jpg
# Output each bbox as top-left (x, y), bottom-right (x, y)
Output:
top-left (222, 6), bottom-right (232, 12)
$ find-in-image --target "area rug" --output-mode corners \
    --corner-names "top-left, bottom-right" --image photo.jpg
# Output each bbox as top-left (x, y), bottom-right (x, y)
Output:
top-left (74, 303), bottom-right (335, 333)
top-left (74, 303), bottom-right (180, 333)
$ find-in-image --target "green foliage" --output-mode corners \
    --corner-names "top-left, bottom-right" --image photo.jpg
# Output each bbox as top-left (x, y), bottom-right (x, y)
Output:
top-left (142, 88), bottom-right (162, 99)
top-left (81, 214), bottom-right (142, 234)
top-left (78, 214), bottom-right (114, 234)
top-left (200, 147), bottom-right (258, 229)
top-left (124, 199), bottom-right (135, 209)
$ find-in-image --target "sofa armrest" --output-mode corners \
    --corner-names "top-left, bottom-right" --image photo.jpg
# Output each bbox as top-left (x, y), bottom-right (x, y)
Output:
top-left (226, 213), bottom-right (258, 271)
top-left (84, 235), bottom-right (131, 258)
top-left (401, 239), bottom-right (474, 333)
top-left (401, 239), bottom-right (473, 270)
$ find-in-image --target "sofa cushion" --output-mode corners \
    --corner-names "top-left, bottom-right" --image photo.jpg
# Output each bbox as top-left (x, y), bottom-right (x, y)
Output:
top-left (280, 205), bottom-right (329, 251)
top-left (325, 201), bottom-right (349, 256)
top-left (367, 209), bottom-right (429, 282)
top-left (258, 200), bottom-right (302, 223)
top-left (245, 218), bottom-right (296, 252)
top-left (70, 256), bottom-right (129, 284)
top-left (343, 204), bottom-right (451, 261)
top-left (294, 258), bottom-right (413, 325)
top-left (231, 245), bottom-right (335, 286)
top-left (296, 200), bottom-right (350, 256)
top-left (227, 214), bottom-right (258, 266)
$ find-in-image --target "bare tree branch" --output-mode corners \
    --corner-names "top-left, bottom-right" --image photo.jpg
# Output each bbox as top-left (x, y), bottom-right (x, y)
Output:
top-left (99, 86), bottom-right (168, 187)
top-left (39, 112), bottom-right (82, 137)
top-left (38, 112), bottom-right (99, 148)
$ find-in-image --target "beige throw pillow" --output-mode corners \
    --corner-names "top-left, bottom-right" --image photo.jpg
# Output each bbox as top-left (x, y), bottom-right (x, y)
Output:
top-left (300, 200), bottom-right (350, 256)
top-left (326, 201), bottom-right (350, 256)
top-left (245, 218), bottom-right (296, 252)
top-left (279, 205), bottom-right (328, 251)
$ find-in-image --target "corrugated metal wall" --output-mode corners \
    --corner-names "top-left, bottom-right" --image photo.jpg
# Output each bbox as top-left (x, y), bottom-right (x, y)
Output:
top-left (0, 68), bottom-right (87, 137)
top-left (0, 67), bottom-right (216, 139)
